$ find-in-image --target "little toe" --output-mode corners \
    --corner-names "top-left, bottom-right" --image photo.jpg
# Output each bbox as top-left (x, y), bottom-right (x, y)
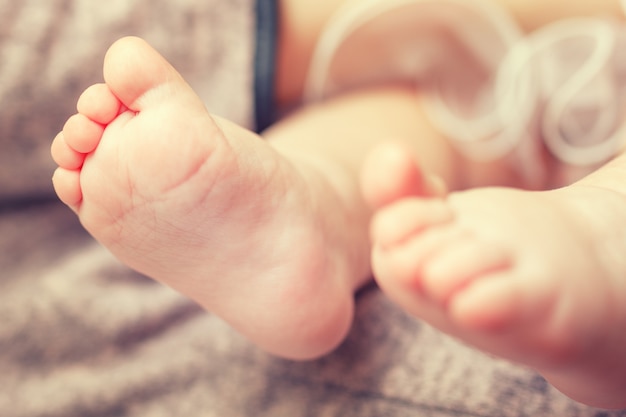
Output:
top-left (421, 238), bottom-right (512, 304)
top-left (51, 132), bottom-right (85, 170)
top-left (52, 167), bottom-right (83, 209)
top-left (77, 83), bottom-right (121, 124)
top-left (62, 113), bottom-right (105, 154)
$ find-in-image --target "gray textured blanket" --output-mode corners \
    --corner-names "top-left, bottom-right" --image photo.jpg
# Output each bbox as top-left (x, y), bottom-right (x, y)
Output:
top-left (1, 1), bottom-right (624, 416)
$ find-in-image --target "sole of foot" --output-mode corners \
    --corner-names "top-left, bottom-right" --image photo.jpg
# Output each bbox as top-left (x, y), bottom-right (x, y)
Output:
top-left (51, 36), bottom-right (363, 360)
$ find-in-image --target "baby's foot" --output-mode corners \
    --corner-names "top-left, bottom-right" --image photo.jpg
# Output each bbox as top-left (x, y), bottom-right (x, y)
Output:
top-left (51, 37), bottom-right (362, 360)
top-left (362, 143), bottom-right (626, 408)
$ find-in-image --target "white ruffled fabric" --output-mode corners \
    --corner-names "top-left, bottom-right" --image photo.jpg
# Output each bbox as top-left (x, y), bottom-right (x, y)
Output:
top-left (305, 0), bottom-right (626, 187)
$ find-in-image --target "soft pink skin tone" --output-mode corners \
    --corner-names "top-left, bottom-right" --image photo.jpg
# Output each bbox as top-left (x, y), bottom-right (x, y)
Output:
top-left (362, 144), bottom-right (626, 408)
top-left (52, 30), bottom-right (626, 408)
top-left (51, 37), bottom-right (366, 360)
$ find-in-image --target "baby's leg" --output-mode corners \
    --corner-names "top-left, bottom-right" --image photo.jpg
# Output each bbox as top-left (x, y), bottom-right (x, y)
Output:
top-left (362, 142), bottom-right (626, 408)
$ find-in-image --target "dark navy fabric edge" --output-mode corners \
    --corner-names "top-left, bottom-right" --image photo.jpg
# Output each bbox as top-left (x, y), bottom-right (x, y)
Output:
top-left (254, 0), bottom-right (279, 133)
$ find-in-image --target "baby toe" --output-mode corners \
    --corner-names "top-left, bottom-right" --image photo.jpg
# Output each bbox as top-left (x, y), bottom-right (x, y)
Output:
top-left (52, 167), bottom-right (83, 209)
top-left (77, 83), bottom-right (121, 124)
top-left (62, 113), bottom-right (105, 154)
top-left (449, 272), bottom-right (521, 332)
top-left (373, 224), bottom-right (465, 293)
top-left (51, 131), bottom-right (85, 170)
top-left (371, 198), bottom-right (453, 248)
top-left (421, 238), bottom-right (512, 304)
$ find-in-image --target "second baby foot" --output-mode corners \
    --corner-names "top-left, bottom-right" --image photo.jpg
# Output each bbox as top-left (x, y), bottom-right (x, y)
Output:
top-left (362, 143), bottom-right (626, 408)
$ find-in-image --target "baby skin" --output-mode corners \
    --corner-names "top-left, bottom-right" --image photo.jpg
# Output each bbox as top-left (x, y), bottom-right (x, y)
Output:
top-left (51, 36), bottom-right (374, 360)
top-left (363, 146), bottom-right (626, 408)
top-left (52, 37), bottom-right (626, 408)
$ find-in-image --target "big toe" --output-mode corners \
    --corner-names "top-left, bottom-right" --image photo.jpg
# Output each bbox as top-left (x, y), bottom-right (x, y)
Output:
top-left (103, 36), bottom-right (195, 111)
top-left (361, 142), bottom-right (446, 209)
